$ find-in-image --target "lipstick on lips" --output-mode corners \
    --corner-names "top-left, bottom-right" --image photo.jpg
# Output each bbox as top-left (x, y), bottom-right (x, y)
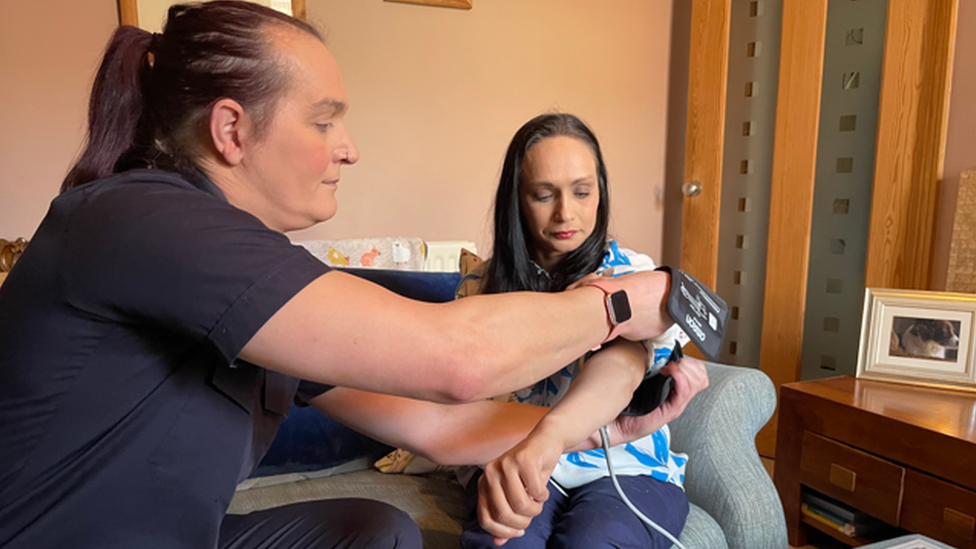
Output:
top-left (553, 230), bottom-right (577, 240)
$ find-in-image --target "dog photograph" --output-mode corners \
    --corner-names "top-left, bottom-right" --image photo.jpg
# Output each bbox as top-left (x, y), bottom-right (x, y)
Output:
top-left (858, 288), bottom-right (976, 392)
top-left (889, 317), bottom-right (961, 361)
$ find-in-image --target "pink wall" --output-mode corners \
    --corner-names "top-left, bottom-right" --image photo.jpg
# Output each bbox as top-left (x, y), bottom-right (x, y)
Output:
top-left (932, 0), bottom-right (976, 290)
top-left (0, 0), bottom-right (674, 261)
top-left (294, 0), bottom-right (673, 257)
top-left (0, 0), bottom-right (118, 240)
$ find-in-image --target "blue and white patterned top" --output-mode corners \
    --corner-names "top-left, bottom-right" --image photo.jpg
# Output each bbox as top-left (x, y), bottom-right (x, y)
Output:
top-left (464, 241), bottom-right (690, 490)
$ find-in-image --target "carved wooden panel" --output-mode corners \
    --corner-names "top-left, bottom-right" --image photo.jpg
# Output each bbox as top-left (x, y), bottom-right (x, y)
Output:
top-left (0, 238), bottom-right (28, 272)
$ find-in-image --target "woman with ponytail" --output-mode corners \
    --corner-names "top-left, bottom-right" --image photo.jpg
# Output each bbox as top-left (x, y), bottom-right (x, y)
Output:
top-left (0, 3), bottom-right (680, 548)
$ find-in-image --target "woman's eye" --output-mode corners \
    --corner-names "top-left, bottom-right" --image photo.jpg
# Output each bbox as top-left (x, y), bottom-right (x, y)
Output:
top-left (316, 123), bottom-right (333, 132)
top-left (534, 194), bottom-right (553, 202)
top-left (575, 192), bottom-right (591, 199)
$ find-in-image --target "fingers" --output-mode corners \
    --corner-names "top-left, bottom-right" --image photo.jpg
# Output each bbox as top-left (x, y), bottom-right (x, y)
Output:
top-left (521, 464), bottom-right (550, 504)
top-left (661, 356), bottom-right (708, 391)
top-left (658, 357), bottom-right (709, 420)
top-left (608, 357), bottom-right (710, 445)
top-left (476, 458), bottom-right (546, 542)
top-left (679, 356), bottom-right (709, 392)
top-left (477, 469), bottom-right (528, 541)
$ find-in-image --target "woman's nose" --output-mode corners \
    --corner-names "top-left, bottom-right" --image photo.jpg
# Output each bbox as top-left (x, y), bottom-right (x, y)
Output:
top-left (345, 137), bottom-right (360, 165)
top-left (336, 127), bottom-right (360, 165)
top-left (554, 198), bottom-right (573, 221)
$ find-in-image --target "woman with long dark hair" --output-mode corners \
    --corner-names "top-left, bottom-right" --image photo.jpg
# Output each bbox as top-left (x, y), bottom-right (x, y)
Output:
top-left (460, 113), bottom-right (708, 549)
top-left (0, 3), bottom-right (682, 548)
top-left (481, 113), bottom-right (612, 295)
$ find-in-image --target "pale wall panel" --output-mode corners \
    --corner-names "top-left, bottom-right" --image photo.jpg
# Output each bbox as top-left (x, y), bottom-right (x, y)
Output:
top-left (0, 0), bottom-right (672, 262)
top-left (0, 0), bottom-right (118, 239)
top-left (292, 0), bottom-right (673, 258)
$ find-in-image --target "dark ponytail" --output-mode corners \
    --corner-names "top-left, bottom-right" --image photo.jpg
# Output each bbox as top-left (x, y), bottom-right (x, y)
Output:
top-left (61, 1), bottom-right (323, 193)
top-left (61, 26), bottom-right (153, 192)
top-left (481, 113), bottom-right (611, 295)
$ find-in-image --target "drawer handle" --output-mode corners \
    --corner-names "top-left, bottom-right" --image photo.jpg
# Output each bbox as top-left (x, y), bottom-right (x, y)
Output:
top-left (829, 464), bottom-right (856, 492)
top-left (944, 508), bottom-right (975, 541)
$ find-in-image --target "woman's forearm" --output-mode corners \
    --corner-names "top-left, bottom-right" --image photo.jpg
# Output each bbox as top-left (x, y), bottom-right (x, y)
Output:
top-left (310, 387), bottom-right (549, 466)
top-left (529, 339), bottom-right (647, 453)
top-left (311, 340), bottom-right (657, 467)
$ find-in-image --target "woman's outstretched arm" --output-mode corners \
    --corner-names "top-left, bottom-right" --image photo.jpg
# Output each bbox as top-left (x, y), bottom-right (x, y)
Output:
top-left (239, 268), bottom-right (672, 404)
top-left (305, 354), bottom-right (703, 469)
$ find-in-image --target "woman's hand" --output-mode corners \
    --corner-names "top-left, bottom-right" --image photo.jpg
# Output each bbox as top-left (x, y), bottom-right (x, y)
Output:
top-left (476, 421), bottom-right (563, 545)
top-left (476, 356), bottom-right (707, 544)
top-left (604, 356), bottom-right (709, 445)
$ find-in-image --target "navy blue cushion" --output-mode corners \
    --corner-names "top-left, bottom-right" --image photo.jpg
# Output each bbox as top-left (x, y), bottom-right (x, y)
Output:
top-left (251, 268), bottom-right (462, 478)
top-left (339, 267), bottom-right (461, 303)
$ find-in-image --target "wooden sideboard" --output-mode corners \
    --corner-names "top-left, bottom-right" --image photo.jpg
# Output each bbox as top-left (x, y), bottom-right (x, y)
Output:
top-left (775, 376), bottom-right (976, 547)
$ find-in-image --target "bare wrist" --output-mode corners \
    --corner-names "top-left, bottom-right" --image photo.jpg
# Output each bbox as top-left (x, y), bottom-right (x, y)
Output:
top-left (533, 414), bottom-right (582, 453)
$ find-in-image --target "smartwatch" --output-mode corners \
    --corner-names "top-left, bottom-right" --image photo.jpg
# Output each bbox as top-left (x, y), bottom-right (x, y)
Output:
top-left (587, 279), bottom-right (632, 344)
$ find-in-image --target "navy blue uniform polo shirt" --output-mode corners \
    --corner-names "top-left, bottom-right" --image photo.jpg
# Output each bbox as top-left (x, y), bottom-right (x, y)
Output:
top-left (0, 169), bottom-right (332, 548)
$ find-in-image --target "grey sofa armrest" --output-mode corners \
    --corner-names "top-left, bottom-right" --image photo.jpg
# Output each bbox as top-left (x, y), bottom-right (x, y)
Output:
top-left (667, 362), bottom-right (787, 549)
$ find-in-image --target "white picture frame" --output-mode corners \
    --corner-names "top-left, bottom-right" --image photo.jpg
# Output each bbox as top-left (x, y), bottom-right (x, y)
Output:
top-left (857, 288), bottom-right (976, 392)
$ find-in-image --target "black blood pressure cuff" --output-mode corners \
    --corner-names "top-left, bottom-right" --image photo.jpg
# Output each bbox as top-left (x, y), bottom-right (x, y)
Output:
top-left (620, 267), bottom-right (729, 416)
top-left (622, 343), bottom-right (683, 417)
top-left (654, 266), bottom-right (729, 362)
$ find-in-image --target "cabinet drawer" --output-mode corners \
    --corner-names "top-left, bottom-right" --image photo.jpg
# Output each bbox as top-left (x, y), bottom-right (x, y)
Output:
top-left (902, 469), bottom-right (976, 548)
top-left (799, 431), bottom-right (905, 524)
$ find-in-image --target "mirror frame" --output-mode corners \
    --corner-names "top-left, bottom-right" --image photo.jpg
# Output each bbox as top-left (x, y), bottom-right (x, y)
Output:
top-left (118, 0), bottom-right (307, 27)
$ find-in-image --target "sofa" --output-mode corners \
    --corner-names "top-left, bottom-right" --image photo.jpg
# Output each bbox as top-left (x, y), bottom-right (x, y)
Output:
top-left (228, 267), bottom-right (789, 549)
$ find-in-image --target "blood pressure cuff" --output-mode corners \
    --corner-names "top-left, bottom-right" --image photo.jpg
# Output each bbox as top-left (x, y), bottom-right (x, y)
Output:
top-left (620, 268), bottom-right (728, 416)
top-left (622, 343), bottom-right (684, 416)
top-left (654, 266), bottom-right (729, 362)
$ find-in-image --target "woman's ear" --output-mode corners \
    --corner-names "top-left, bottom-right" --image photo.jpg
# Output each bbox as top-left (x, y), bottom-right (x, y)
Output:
top-left (208, 98), bottom-right (249, 166)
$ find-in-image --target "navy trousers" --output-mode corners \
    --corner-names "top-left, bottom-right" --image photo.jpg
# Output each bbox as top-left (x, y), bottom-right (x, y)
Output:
top-left (219, 499), bottom-right (423, 549)
top-left (461, 473), bottom-right (689, 549)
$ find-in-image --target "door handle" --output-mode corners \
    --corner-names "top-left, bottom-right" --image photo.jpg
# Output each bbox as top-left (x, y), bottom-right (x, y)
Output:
top-left (682, 181), bottom-right (703, 197)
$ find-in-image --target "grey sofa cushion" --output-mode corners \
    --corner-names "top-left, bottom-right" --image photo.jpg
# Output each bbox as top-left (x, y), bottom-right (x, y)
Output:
top-left (229, 469), bottom-right (465, 549)
top-left (670, 363), bottom-right (787, 549)
top-left (680, 505), bottom-right (729, 548)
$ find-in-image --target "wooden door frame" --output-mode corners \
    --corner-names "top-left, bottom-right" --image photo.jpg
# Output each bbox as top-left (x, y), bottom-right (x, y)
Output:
top-left (866, 0), bottom-right (959, 290)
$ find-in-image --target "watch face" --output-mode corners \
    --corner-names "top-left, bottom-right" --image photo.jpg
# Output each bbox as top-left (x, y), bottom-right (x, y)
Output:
top-left (608, 290), bottom-right (632, 325)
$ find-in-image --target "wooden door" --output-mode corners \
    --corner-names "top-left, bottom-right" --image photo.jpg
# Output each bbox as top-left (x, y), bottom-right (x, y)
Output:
top-left (679, 0), bottom-right (957, 458)
top-left (680, 0), bottom-right (731, 291)
top-left (679, 0), bottom-right (829, 429)
top-left (753, 0), bottom-right (829, 457)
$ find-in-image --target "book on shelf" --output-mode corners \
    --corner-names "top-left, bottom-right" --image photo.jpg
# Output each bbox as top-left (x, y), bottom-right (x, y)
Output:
top-left (800, 502), bottom-right (888, 537)
top-left (802, 491), bottom-right (870, 524)
top-left (801, 503), bottom-right (856, 536)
